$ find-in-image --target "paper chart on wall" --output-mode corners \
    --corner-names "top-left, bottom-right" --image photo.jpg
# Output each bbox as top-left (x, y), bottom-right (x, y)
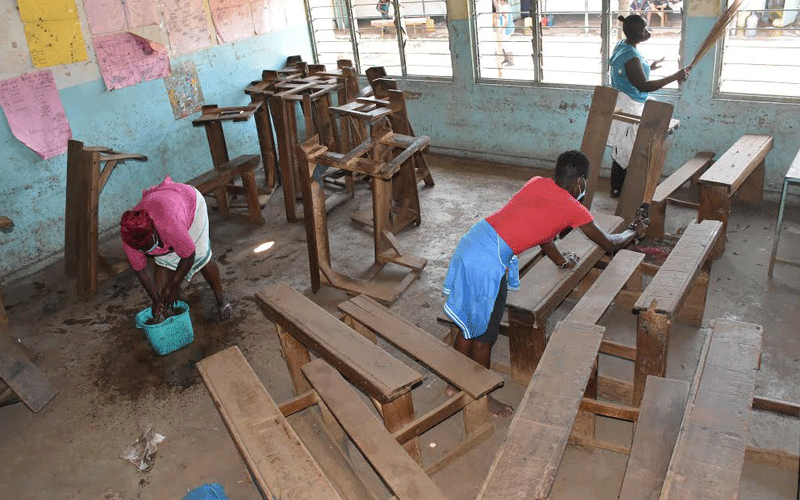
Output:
top-left (93, 33), bottom-right (171, 90)
top-left (209, 0), bottom-right (255, 43)
top-left (84, 0), bottom-right (162, 35)
top-left (18, 0), bottom-right (88, 67)
top-left (0, 70), bottom-right (72, 159)
top-left (163, 0), bottom-right (215, 55)
top-left (252, 0), bottom-right (306, 35)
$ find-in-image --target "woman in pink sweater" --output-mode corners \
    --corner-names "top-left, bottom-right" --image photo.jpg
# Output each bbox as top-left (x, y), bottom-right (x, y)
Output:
top-left (120, 177), bottom-right (232, 320)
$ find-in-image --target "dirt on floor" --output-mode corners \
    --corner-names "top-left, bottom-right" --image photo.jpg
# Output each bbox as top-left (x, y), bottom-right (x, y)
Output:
top-left (1, 155), bottom-right (798, 500)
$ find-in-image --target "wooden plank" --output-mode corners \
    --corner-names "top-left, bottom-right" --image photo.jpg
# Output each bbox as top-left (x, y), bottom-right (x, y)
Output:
top-left (564, 249), bottom-right (644, 325)
top-left (618, 377), bottom-right (690, 500)
top-left (196, 347), bottom-right (343, 500)
top-left (186, 155), bottom-right (261, 193)
top-left (302, 359), bottom-right (449, 500)
top-left (616, 100), bottom-right (674, 223)
top-left (634, 220), bottom-right (722, 317)
top-left (660, 320), bottom-right (763, 500)
top-left (752, 396), bottom-right (800, 419)
top-left (652, 152), bottom-right (715, 204)
top-left (0, 335), bottom-right (57, 412)
top-left (506, 213), bottom-right (624, 321)
top-left (279, 390), bottom-right (320, 417)
top-left (339, 295), bottom-right (503, 399)
top-left (579, 398), bottom-right (640, 421)
top-left (580, 86), bottom-right (618, 209)
top-left (699, 135), bottom-right (773, 193)
top-left (256, 282), bottom-right (422, 403)
top-left (392, 391), bottom-right (468, 444)
top-left (476, 321), bottom-right (605, 500)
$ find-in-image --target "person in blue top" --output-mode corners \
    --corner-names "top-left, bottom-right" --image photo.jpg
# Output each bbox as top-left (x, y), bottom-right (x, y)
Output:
top-left (607, 14), bottom-right (691, 197)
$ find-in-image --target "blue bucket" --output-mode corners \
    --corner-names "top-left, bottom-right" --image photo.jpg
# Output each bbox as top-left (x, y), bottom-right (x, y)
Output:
top-left (135, 301), bottom-right (194, 355)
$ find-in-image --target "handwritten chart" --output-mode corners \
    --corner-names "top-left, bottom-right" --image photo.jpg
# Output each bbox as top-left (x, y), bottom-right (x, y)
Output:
top-left (84, 0), bottom-right (162, 35)
top-left (93, 33), bottom-right (171, 90)
top-left (252, 0), bottom-right (306, 35)
top-left (163, 0), bottom-right (215, 55)
top-left (18, 0), bottom-right (87, 67)
top-left (0, 70), bottom-right (72, 159)
top-left (209, 0), bottom-right (254, 43)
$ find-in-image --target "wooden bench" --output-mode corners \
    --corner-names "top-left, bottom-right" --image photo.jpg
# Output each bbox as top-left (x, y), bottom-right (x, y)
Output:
top-left (338, 293), bottom-right (504, 474)
top-left (256, 282), bottom-right (424, 461)
top-left (648, 152), bottom-right (715, 240)
top-left (632, 220), bottom-right (722, 405)
top-left (659, 319), bottom-right (762, 499)
top-left (505, 213), bottom-right (624, 384)
top-left (303, 358), bottom-right (449, 500)
top-left (698, 134), bottom-right (773, 256)
top-left (196, 346), bottom-right (344, 500)
top-left (618, 376), bottom-right (689, 500)
top-left (186, 154), bottom-right (264, 225)
top-left (475, 321), bottom-right (605, 500)
top-left (768, 147), bottom-right (800, 276)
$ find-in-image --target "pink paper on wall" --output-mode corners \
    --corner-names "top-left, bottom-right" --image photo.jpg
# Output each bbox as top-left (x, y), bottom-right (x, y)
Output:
top-left (93, 33), bottom-right (171, 90)
top-left (164, 0), bottom-right (215, 55)
top-left (84, 0), bottom-right (161, 34)
top-left (0, 70), bottom-right (72, 160)
top-left (210, 0), bottom-right (255, 43)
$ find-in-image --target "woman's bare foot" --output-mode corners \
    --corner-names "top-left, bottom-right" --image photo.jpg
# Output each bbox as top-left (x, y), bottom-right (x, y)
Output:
top-left (445, 384), bottom-right (459, 398)
top-left (488, 395), bottom-right (514, 418)
top-left (219, 302), bottom-right (233, 320)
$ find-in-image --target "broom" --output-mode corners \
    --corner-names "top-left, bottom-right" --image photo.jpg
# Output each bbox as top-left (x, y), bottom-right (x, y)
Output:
top-left (688, 0), bottom-right (743, 67)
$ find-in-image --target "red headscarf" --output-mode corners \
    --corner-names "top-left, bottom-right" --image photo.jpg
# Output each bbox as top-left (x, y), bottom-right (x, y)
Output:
top-left (120, 210), bottom-right (155, 249)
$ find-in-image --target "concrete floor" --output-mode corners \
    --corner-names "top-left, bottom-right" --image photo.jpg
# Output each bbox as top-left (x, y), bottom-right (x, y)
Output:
top-left (1, 155), bottom-right (798, 500)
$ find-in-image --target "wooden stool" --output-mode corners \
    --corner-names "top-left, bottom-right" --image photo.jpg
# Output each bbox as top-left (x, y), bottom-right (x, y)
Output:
top-left (768, 147), bottom-right (800, 276)
top-left (64, 140), bottom-right (147, 296)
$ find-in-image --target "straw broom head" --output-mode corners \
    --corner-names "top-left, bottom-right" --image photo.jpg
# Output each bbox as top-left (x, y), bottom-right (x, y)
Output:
top-left (689, 0), bottom-right (744, 67)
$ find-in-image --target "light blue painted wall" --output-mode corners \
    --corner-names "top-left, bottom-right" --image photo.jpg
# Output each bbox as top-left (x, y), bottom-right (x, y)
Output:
top-left (399, 17), bottom-right (799, 197)
top-left (0, 28), bottom-right (312, 279)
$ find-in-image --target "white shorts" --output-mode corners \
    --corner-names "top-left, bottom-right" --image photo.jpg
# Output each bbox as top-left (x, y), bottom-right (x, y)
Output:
top-left (154, 188), bottom-right (212, 281)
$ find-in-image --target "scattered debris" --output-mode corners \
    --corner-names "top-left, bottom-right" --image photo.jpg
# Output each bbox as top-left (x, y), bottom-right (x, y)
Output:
top-left (120, 425), bottom-right (165, 471)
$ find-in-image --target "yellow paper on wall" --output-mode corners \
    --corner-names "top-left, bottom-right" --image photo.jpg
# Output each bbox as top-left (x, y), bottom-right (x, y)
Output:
top-left (18, 0), bottom-right (80, 23)
top-left (23, 19), bottom-right (88, 67)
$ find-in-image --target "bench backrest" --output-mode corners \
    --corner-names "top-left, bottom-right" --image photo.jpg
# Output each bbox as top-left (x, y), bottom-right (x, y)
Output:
top-left (302, 358), bottom-right (449, 500)
top-left (197, 346), bottom-right (344, 500)
top-left (698, 135), bottom-right (773, 194)
top-left (506, 213), bottom-right (624, 323)
top-left (618, 376), bottom-right (689, 500)
top-left (563, 249), bottom-right (644, 325)
top-left (651, 152), bottom-right (715, 205)
top-left (338, 294), bottom-right (503, 399)
top-left (634, 220), bottom-right (722, 318)
top-left (476, 321), bottom-right (605, 500)
top-left (256, 282), bottom-right (422, 403)
top-left (659, 319), bottom-right (762, 499)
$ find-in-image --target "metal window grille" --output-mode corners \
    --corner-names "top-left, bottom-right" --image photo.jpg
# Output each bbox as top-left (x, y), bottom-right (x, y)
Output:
top-left (305, 0), bottom-right (453, 78)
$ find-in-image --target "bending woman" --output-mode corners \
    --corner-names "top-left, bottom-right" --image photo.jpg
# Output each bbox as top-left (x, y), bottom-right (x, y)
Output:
top-left (607, 13), bottom-right (691, 198)
top-left (120, 177), bottom-right (232, 320)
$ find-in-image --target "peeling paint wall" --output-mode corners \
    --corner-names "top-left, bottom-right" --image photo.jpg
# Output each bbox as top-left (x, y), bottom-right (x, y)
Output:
top-left (0, 29), bottom-right (311, 280)
top-left (401, 0), bottom-right (799, 201)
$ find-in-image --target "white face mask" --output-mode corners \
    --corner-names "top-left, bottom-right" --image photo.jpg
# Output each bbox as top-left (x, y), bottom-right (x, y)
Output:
top-left (576, 177), bottom-right (587, 201)
top-left (140, 233), bottom-right (159, 253)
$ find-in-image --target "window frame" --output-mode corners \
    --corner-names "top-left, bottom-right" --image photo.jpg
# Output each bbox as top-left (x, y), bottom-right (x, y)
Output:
top-left (468, 0), bottom-right (688, 93)
top-left (712, 3), bottom-right (800, 104)
top-left (304, 0), bottom-right (454, 81)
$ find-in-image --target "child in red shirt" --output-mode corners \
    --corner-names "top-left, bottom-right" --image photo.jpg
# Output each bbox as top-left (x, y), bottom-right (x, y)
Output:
top-left (443, 151), bottom-right (646, 417)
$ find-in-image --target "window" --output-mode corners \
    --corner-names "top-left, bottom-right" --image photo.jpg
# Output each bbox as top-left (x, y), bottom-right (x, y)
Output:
top-left (472, 0), bottom-right (684, 87)
top-left (717, 4), bottom-right (800, 99)
top-left (306, 0), bottom-right (453, 78)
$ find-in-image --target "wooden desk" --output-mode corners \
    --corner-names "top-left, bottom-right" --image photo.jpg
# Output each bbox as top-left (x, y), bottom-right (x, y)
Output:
top-left (768, 147), bottom-right (800, 276)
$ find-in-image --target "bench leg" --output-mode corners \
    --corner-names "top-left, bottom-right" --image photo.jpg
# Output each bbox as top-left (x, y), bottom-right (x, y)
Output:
top-left (677, 262), bottom-right (711, 327)
top-left (572, 359), bottom-right (598, 441)
top-left (443, 325), bottom-right (458, 347)
top-left (463, 396), bottom-right (491, 437)
top-left (699, 183), bottom-right (730, 258)
top-left (508, 310), bottom-right (547, 385)
top-left (342, 315), bottom-right (378, 344)
top-left (241, 169), bottom-right (265, 225)
top-left (737, 160), bottom-right (765, 204)
top-left (633, 309), bottom-right (670, 406)
top-left (275, 325), bottom-right (311, 394)
top-left (648, 200), bottom-right (666, 240)
top-left (381, 392), bottom-right (422, 465)
top-left (0, 284), bottom-right (8, 331)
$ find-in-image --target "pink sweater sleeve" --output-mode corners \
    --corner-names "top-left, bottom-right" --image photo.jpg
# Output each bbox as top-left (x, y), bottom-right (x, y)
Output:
top-left (154, 214), bottom-right (196, 259)
top-left (123, 242), bottom-right (147, 271)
